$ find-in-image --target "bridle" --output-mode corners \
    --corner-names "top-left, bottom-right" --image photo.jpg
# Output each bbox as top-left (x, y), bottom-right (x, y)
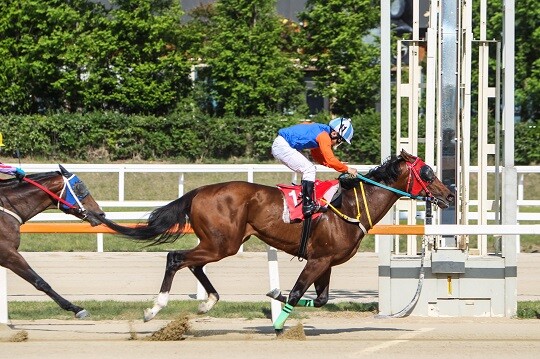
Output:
top-left (405, 157), bottom-right (434, 197)
top-left (328, 155), bottom-right (442, 231)
top-left (10, 173), bottom-right (90, 223)
top-left (403, 157), bottom-right (449, 208)
top-left (353, 156), bottom-right (435, 202)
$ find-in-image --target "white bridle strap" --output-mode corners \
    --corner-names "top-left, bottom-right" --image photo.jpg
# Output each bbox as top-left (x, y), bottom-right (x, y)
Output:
top-left (0, 205), bottom-right (23, 224)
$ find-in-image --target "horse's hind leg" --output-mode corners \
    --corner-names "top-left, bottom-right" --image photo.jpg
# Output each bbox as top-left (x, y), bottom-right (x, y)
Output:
top-left (1, 250), bottom-right (87, 318)
top-left (144, 250), bottom-right (186, 321)
top-left (144, 250), bottom-right (220, 322)
top-left (190, 265), bottom-right (219, 314)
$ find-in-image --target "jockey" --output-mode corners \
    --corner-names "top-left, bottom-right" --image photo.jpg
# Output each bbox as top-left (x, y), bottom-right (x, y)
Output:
top-left (272, 117), bottom-right (357, 216)
top-left (0, 132), bottom-right (26, 179)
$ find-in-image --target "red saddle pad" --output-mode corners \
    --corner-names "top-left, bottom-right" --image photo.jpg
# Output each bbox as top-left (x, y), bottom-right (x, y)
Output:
top-left (277, 179), bottom-right (339, 221)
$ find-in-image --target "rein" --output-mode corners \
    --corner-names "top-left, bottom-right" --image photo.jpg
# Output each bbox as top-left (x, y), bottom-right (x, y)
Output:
top-left (22, 176), bottom-right (77, 209)
top-left (355, 157), bottom-right (439, 203)
top-left (326, 159), bottom-right (435, 232)
top-left (0, 176), bottom-right (76, 224)
top-left (355, 173), bottom-right (428, 201)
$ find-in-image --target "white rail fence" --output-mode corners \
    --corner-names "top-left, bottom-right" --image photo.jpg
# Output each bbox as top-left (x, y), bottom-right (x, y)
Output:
top-left (22, 162), bottom-right (540, 227)
top-left (4, 163), bottom-right (538, 253)
top-left (1, 163), bottom-right (539, 324)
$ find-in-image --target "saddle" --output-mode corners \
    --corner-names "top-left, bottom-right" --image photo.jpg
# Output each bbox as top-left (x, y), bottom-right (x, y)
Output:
top-left (277, 179), bottom-right (341, 222)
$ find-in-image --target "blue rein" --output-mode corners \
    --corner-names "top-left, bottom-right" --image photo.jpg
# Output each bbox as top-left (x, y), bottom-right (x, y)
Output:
top-left (340, 173), bottom-right (430, 202)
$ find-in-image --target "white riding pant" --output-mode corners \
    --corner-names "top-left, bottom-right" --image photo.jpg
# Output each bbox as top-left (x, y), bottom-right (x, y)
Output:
top-left (271, 136), bottom-right (316, 182)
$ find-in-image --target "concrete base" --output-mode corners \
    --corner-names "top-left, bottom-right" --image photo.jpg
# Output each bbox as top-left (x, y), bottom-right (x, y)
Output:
top-left (379, 252), bottom-right (516, 317)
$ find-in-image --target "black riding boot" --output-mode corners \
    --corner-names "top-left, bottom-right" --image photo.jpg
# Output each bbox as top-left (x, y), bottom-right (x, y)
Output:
top-left (301, 180), bottom-right (320, 216)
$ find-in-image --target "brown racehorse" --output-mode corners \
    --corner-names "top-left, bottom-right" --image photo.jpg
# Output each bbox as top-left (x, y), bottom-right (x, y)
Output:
top-left (0, 165), bottom-right (105, 318)
top-left (95, 150), bottom-right (454, 334)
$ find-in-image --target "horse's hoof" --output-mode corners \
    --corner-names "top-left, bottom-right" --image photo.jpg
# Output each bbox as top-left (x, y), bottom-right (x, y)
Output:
top-left (197, 302), bottom-right (209, 314)
top-left (75, 309), bottom-right (89, 319)
top-left (143, 308), bottom-right (155, 322)
top-left (275, 328), bottom-right (284, 337)
top-left (266, 288), bottom-right (281, 299)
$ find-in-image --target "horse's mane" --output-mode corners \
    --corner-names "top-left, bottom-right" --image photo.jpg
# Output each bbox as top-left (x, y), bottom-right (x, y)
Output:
top-left (0, 171), bottom-right (60, 189)
top-left (365, 155), bottom-right (403, 185)
top-left (339, 155), bottom-right (403, 189)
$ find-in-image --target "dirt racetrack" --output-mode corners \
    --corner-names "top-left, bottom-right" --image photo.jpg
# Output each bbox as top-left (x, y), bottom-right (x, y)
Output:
top-left (1, 252), bottom-right (540, 359)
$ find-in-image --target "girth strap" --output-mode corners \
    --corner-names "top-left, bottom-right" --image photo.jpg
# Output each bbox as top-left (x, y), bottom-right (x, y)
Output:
top-left (321, 182), bottom-right (372, 236)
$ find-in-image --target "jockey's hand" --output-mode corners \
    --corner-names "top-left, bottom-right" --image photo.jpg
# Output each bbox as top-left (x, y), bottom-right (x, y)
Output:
top-left (14, 167), bottom-right (26, 180)
top-left (346, 167), bottom-right (358, 177)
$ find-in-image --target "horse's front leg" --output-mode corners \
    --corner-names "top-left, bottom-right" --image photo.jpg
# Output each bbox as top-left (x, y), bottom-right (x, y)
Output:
top-left (273, 259), bottom-right (331, 335)
top-left (267, 267), bottom-right (331, 307)
top-left (2, 250), bottom-right (87, 318)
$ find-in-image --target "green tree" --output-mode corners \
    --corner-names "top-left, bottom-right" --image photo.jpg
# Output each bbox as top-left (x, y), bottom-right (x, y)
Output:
top-left (477, 0), bottom-right (539, 122)
top-left (297, 0), bottom-right (380, 116)
top-left (203, 0), bottom-right (304, 117)
top-left (0, 0), bottom-right (107, 114)
top-left (81, 0), bottom-right (192, 114)
top-left (515, 0), bottom-right (540, 121)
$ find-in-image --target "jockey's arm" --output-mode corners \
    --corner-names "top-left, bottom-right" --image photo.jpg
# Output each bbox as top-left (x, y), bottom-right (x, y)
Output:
top-left (0, 163), bottom-right (25, 178)
top-left (310, 133), bottom-right (348, 173)
top-left (0, 163), bottom-right (16, 175)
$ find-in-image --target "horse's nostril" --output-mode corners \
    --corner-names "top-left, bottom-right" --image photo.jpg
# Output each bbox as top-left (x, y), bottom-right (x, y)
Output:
top-left (447, 194), bottom-right (455, 202)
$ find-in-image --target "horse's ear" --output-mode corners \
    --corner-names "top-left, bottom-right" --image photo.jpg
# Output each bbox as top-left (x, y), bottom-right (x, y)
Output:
top-left (58, 164), bottom-right (73, 177)
top-left (400, 149), bottom-right (414, 161)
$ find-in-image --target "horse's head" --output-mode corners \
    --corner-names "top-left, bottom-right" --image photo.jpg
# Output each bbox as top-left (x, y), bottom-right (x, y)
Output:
top-left (56, 165), bottom-right (105, 225)
top-left (399, 149), bottom-right (455, 208)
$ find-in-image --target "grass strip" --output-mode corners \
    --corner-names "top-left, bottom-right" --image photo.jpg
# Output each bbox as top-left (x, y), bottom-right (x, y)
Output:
top-left (7, 300), bottom-right (539, 320)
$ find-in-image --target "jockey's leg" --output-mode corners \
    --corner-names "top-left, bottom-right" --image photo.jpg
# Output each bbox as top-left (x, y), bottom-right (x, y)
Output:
top-left (301, 179), bottom-right (320, 216)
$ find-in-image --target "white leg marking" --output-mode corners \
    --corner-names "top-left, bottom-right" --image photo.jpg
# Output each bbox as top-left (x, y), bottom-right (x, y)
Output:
top-left (198, 293), bottom-right (219, 314)
top-left (144, 291), bottom-right (169, 322)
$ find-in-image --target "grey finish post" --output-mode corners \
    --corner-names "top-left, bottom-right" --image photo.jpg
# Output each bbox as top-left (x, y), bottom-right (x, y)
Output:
top-left (501, 0), bottom-right (517, 317)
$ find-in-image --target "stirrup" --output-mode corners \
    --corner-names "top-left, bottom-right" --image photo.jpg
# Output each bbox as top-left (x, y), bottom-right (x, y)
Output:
top-left (303, 202), bottom-right (321, 216)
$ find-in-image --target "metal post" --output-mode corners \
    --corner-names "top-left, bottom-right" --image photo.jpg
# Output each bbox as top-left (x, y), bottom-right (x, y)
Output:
top-left (438, 0), bottom-right (459, 247)
top-left (377, 0), bottom-right (392, 314)
top-left (501, 0), bottom-right (517, 317)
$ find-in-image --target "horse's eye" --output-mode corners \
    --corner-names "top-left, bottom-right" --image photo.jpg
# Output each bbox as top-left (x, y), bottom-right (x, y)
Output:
top-left (419, 166), bottom-right (435, 183)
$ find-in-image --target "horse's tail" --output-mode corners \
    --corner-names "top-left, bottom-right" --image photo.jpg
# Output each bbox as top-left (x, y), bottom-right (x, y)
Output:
top-left (96, 189), bottom-right (199, 245)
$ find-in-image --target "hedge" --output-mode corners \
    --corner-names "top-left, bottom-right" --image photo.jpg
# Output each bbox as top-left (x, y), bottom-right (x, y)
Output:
top-left (0, 112), bottom-right (537, 165)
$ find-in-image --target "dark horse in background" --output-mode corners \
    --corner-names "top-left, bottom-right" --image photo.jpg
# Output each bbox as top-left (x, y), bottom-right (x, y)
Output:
top-left (96, 150), bottom-right (454, 334)
top-left (0, 166), bottom-right (105, 318)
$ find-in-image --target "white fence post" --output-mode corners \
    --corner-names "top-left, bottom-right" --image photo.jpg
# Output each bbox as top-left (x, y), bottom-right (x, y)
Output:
top-left (118, 169), bottom-right (125, 202)
top-left (96, 233), bottom-right (104, 253)
top-left (267, 246), bottom-right (281, 323)
top-left (0, 268), bottom-right (8, 324)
